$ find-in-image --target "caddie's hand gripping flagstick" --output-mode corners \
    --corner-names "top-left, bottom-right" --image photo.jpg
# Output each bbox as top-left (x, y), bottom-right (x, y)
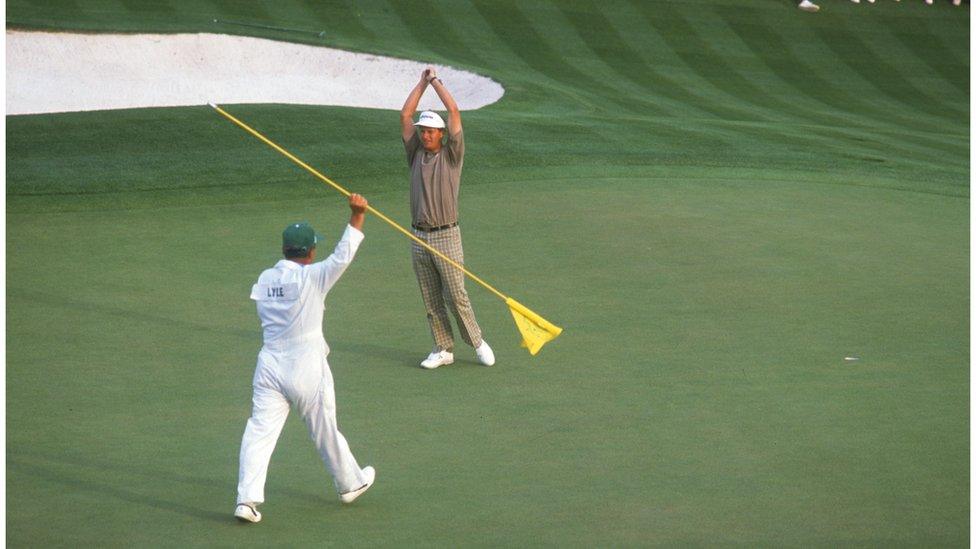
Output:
top-left (210, 103), bottom-right (562, 355)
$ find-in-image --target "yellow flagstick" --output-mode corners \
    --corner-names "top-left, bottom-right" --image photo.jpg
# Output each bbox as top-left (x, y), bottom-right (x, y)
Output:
top-left (210, 103), bottom-right (562, 355)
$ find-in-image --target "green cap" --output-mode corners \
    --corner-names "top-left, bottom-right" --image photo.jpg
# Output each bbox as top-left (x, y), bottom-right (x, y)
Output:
top-left (282, 221), bottom-right (321, 254)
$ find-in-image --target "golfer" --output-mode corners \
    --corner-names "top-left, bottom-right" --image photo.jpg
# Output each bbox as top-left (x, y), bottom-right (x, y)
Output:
top-left (401, 67), bottom-right (495, 370)
top-left (234, 193), bottom-right (375, 523)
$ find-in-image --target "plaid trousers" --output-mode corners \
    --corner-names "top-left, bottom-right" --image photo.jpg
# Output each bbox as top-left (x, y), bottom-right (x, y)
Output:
top-left (411, 225), bottom-right (483, 351)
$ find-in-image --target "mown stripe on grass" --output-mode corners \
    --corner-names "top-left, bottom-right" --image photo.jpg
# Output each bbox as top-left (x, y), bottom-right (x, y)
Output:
top-left (300, 0), bottom-right (377, 42)
top-left (875, 16), bottom-right (969, 102)
top-left (701, 4), bottom-right (949, 136)
top-left (922, 15), bottom-right (970, 72)
top-left (774, 16), bottom-right (958, 138)
top-left (470, 0), bottom-right (735, 152)
top-left (714, 5), bottom-right (948, 139)
top-left (553, 1), bottom-right (754, 123)
top-left (387, 0), bottom-right (485, 67)
top-left (881, 15), bottom-right (969, 97)
top-left (631, 1), bottom-right (825, 126)
top-left (545, 0), bottom-right (789, 152)
top-left (472, 0), bottom-right (667, 118)
top-left (337, 0), bottom-right (420, 58)
top-left (588, 4), bottom-right (808, 153)
top-left (812, 20), bottom-right (966, 124)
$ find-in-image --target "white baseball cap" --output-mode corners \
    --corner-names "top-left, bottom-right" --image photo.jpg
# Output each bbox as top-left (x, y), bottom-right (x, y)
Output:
top-left (414, 111), bottom-right (446, 129)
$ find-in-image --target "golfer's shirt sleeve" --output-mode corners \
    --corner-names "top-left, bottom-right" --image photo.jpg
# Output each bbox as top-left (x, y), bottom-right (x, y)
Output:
top-left (404, 134), bottom-right (421, 167)
top-left (309, 224), bottom-right (365, 294)
top-left (446, 130), bottom-right (463, 167)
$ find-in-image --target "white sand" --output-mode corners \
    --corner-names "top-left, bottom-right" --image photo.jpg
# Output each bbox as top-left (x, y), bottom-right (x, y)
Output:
top-left (5, 30), bottom-right (504, 115)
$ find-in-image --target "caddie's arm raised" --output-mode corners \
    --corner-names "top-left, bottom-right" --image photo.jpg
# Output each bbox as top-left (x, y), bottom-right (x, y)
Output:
top-left (311, 193), bottom-right (368, 292)
top-left (348, 193), bottom-right (367, 230)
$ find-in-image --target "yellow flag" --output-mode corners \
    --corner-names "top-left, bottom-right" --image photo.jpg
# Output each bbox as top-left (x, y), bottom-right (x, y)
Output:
top-left (506, 298), bottom-right (563, 356)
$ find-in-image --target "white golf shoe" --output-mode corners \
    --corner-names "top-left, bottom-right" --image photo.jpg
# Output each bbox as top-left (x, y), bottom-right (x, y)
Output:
top-left (475, 340), bottom-right (495, 366)
top-left (798, 0), bottom-right (820, 11)
top-left (340, 466), bottom-right (376, 504)
top-left (234, 502), bottom-right (261, 523)
top-left (420, 349), bottom-right (454, 369)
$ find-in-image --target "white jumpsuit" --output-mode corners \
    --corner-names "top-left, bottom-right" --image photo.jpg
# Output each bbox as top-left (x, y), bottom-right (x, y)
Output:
top-left (237, 224), bottom-right (368, 505)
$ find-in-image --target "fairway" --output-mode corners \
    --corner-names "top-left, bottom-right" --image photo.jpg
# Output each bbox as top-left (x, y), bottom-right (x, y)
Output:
top-left (6, 1), bottom-right (969, 546)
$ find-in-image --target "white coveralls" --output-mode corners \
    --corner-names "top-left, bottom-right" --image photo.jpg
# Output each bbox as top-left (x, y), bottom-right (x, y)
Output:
top-left (237, 225), bottom-right (368, 505)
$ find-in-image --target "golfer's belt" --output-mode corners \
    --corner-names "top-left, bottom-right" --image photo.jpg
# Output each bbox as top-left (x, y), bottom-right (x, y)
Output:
top-left (412, 222), bottom-right (458, 233)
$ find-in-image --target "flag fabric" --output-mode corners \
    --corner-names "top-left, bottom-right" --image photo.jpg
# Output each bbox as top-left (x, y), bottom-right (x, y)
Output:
top-left (506, 298), bottom-right (563, 356)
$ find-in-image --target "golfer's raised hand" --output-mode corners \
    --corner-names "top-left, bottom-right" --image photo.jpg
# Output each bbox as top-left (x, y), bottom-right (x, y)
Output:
top-left (424, 66), bottom-right (438, 83)
top-left (348, 193), bottom-right (367, 230)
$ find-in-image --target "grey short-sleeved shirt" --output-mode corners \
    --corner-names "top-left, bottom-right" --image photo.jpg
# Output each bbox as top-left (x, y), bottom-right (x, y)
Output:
top-left (404, 130), bottom-right (464, 227)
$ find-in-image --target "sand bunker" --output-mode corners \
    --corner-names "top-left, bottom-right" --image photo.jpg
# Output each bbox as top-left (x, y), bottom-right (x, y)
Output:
top-left (6, 30), bottom-right (504, 115)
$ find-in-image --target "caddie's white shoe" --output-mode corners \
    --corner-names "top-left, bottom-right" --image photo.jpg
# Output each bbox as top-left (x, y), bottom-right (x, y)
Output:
top-left (234, 502), bottom-right (261, 523)
top-left (420, 349), bottom-right (454, 369)
top-left (340, 466), bottom-right (375, 504)
top-left (475, 340), bottom-right (495, 366)
top-left (798, 0), bottom-right (820, 11)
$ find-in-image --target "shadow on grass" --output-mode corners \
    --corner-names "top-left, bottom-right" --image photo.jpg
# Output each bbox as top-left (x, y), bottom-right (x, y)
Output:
top-left (6, 450), bottom-right (338, 523)
top-left (7, 287), bottom-right (255, 342)
top-left (7, 453), bottom-right (230, 524)
top-left (8, 287), bottom-right (424, 369)
top-left (330, 339), bottom-right (428, 369)
top-left (331, 339), bottom-right (497, 370)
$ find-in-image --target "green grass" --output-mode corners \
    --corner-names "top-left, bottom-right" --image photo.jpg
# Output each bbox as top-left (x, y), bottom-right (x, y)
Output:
top-left (6, 0), bottom-right (969, 546)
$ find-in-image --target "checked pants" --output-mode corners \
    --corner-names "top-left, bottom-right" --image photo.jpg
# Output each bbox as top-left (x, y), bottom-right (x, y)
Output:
top-left (411, 225), bottom-right (483, 351)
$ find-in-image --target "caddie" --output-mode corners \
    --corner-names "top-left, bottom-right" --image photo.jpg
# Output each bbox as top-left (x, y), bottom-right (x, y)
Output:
top-left (234, 193), bottom-right (375, 523)
top-left (400, 66), bottom-right (495, 370)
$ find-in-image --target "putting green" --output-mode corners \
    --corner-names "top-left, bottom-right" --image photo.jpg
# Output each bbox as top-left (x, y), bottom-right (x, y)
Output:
top-left (6, 1), bottom-right (968, 546)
